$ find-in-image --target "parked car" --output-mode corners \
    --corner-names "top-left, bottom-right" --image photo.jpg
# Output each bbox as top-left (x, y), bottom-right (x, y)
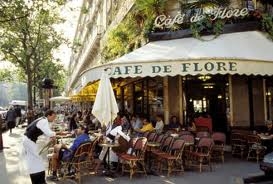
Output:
top-left (260, 152), bottom-right (273, 176)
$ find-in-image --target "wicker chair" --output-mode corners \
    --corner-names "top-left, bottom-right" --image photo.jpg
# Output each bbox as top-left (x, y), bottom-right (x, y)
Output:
top-left (246, 135), bottom-right (266, 162)
top-left (211, 132), bottom-right (226, 163)
top-left (119, 137), bottom-right (148, 179)
top-left (188, 137), bottom-right (214, 172)
top-left (157, 139), bottom-right (185, 177)
top-left (60, 141), bottom-right (93, 184)
top-left (231, 132), bottom-right (247, 158)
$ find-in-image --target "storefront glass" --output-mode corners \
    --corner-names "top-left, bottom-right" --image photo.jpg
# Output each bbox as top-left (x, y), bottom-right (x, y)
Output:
top-left (183, 75), bottom-right (229, 132)
top-left (119, 77), bottom-right (164, 120)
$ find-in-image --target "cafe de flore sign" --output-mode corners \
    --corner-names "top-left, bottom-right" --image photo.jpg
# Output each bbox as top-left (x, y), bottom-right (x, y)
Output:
top-left (154, 7), bottom-right (249, 28)
top-left (104, 60), bottom-right (240, 77)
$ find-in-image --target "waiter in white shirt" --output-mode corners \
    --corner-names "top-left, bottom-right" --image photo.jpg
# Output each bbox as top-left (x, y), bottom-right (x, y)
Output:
top-left (22, 109), bottom-right (56, 184)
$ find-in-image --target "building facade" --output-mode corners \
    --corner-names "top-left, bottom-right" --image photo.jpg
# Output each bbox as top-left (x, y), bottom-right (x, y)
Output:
top-left (67, 0), bottom-right (273, 133)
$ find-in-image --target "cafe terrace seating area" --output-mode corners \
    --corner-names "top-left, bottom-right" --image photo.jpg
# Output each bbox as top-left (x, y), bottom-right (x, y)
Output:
top-left (46, 123), bottom-right (272, 184)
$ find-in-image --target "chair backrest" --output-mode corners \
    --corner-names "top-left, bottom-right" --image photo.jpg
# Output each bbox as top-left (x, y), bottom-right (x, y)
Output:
top-left (196, 138), bottom-right (214, 154)
top-left (132, 137), bottom-right (148, 159)
top-left (167, 139), bottom-right (185, 159)
top-left (143, 132), bottom-right (150, 138)
top-left (178, 131), bottom-right (192, 136)
top-left (72, 141), bottom-right (92, 162)
top-left (196, 131), bottom-right (210, 139)
top-left (231, 132), bottom-right (246, 145)
top-left (246, 134), bottom-right (261, 145)
top-left (160, 136), bottom-right (174, 152)
top-left (180, 134), bottom-right (195, 144)
top-left (212, 132), bottom-right (226, 145)
top-left (148, 132), bottom-right (157, 142)
top-left (155, 134), bottom-right (165, 143)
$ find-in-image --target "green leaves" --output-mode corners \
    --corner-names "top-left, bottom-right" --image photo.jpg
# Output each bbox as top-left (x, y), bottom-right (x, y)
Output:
top-left (102, 0), bottom-right (167, 61)
top-left (190, 15), bottom-right (225, 41)
top-left (0, 0), bottom-right (67, 108)
top-left (261, 14), bottom-right (273, 40)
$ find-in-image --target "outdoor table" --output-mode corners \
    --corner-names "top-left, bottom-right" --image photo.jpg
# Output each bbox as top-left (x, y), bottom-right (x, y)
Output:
top-left (146, 142), bottom-right (161, 175)
top-left (98, 142), bottom-right (120, 177)
top-left (170, 133), bottom-right (179, 138)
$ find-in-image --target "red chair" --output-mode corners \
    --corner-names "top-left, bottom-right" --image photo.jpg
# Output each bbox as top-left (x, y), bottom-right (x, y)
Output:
top-left (119, 137), bottom-right (148, 179)
top-left (157, 139), bottom-right (185, 177)
top-left (196, 131), bottom-right (210, 139)
top-left (188, 137), bottom-right (214, 172)
top-left (147, 132), bottom-right (157, 142)
top-left (211, 132), bottom-right (226, 163)
top-left (152, 136), bottom-right (174, 156)
top-left (180, 134), bottom-right (195, 166)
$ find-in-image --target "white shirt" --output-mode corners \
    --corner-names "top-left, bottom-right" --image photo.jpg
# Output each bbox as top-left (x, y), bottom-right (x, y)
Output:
top-left (36, 118), bottom-right (56, 137)
top-left (107, 125), bottom-right (130, 142)
top-left (155, 120), bottom-right (164, 134)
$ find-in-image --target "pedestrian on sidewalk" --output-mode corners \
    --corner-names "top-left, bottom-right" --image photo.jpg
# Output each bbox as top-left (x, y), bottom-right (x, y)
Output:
top-left (22, 109), bottom-right (56, 184)
top-left (14, 105), bottom-right (22, 127)
top-left (5, 106), bottom-right (16, 134)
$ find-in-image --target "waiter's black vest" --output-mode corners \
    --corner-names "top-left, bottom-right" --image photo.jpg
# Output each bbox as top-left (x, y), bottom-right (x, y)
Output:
top-left (24, 117), bottom-right (45, 143)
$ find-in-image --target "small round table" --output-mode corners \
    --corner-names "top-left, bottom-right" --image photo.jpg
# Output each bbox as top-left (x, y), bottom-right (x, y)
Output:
top-left (99, 142), bottom-right (120, 177)
top-left (146, 142), bottom-right (161, 175)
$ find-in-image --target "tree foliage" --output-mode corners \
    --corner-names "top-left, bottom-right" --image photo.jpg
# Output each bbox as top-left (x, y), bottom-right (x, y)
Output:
top-left (0, 68), bottom-right (13, 82)
top-left (0, 0), bottom-right (67, 109)
top-left (102, 0), bottom-right (167, 61)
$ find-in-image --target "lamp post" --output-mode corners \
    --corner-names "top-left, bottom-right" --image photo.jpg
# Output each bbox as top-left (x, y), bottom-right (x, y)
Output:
top-left (41, 78), bottom-right (54, 109)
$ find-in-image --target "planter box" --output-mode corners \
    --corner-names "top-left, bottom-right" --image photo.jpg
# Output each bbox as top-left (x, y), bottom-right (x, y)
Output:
top-left (148, 21), bottom-right (261, 42)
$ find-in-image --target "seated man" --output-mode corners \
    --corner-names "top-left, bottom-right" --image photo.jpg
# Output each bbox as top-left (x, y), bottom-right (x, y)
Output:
top-left (49, 125), bottom-right (90, 180)
top-left (264, 120), bottom-right (273, 135)
top-left (134, 117), bottom-right (154, 134)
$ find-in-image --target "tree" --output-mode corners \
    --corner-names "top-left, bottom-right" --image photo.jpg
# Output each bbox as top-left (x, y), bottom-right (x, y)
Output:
top-left (0, 68), bottom-right (13, 82)
top-left (0, 0), bottom-right (66, 109)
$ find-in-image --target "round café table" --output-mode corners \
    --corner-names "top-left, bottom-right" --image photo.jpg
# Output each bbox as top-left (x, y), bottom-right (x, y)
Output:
top-left (146, 142), bottom-right (161, 175)
top-left (99, 142), bottom-right (120, 177)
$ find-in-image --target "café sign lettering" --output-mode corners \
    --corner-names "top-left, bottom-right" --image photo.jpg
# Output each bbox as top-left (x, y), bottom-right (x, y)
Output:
top-left (105, 62), bottom-right (237, 76)
top-left (154, 8), bottom-right (249, 28)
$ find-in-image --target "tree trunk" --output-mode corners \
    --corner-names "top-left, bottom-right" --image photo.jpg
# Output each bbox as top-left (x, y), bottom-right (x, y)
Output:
top-left (27, 71), bottom-right (33, 110)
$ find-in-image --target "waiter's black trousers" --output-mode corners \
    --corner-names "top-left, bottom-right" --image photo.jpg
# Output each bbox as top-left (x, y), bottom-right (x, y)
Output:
top-left (30, 171), bottom-right (46, 184)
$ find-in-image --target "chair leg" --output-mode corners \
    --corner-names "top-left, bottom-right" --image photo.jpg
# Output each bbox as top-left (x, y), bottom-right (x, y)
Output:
top-left (140, 160), bottom-right (147, 176)
top-left (121, 162), bottom-right (125, 175)
top-left (129, 161), bottom-right (135, 180)
top-left (167, 160), bottom-right (173, 177)
top-left (199, 157), bottom-right (203, 172)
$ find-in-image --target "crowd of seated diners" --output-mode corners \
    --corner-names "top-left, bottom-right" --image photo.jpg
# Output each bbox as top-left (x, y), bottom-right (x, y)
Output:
top-left (46, 108), bottom-right (272, 182)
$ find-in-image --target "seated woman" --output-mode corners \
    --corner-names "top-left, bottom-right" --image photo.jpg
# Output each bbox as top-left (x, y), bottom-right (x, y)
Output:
top-left (188, 120), bottom-right (196, 132)
top-left (49, 125), bottom-right (90, 180)
top-left (95, 117), bottom-right (130, 173)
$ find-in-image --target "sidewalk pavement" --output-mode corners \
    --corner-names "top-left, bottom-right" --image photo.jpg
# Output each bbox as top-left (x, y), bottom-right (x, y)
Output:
top-left (0, 126), bottom-right (265, 184)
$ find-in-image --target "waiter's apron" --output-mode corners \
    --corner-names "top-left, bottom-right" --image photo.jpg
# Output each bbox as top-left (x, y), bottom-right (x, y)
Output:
top-left (22, 135), bottom-right (45, 174)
